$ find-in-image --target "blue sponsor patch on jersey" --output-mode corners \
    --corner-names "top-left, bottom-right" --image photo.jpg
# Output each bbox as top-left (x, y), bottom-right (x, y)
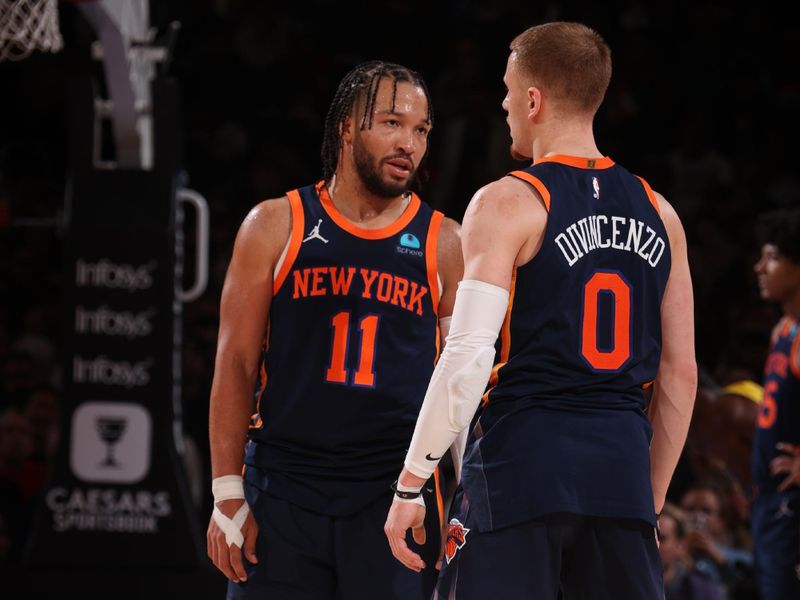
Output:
top-left (400, 233), bottom-right (421, 249)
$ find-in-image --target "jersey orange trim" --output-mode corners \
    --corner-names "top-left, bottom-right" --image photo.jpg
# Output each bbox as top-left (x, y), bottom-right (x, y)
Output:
top-left (433, 467), bottom-right (445, 534)
top-left (635, 175), bottom-right (661, 215)
top-left (533, 154), bottom-right (615, 169)
top-left (426, 211), bottom-right (444, 318)
top-left (315, 180), bottom-right (421, 240)
top-left (509, 171), bottom-right (551, 213)
top-left (482, 268), bottom-right (516, 405)
top-left (273, 191), bottom-right (305, 295)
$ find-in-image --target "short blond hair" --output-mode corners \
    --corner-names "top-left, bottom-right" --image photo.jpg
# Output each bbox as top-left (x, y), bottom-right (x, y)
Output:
top-left (510, 22), bottom-right (611, 116)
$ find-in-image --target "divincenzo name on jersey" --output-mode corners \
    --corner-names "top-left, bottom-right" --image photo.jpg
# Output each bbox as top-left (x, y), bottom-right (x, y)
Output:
top-left (555, 215), bottom-right (667, 268)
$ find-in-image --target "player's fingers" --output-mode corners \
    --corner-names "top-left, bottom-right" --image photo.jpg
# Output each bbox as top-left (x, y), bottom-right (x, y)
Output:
top-left (242, 517), bottom-right (259, 564)
top-left (395, 536), bottom-right (425, 571)
top-left (385, 525), bottom-right (424, 571)
top-left (215, 536), bottom-right (239, 581)
top-left (228, 543), bottom-right (249, 582)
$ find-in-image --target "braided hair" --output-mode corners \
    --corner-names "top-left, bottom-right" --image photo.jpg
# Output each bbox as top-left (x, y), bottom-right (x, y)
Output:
top-left (320, 61), bottom-right (433, 184)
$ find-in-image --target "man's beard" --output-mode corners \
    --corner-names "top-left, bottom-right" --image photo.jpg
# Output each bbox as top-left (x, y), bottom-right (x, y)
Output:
top-left (353, 134), bottom-right (416, 198)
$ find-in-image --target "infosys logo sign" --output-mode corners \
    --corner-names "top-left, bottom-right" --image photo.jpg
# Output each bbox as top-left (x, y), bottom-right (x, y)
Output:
top-left (75, 259), bottom-right (156, 292)
top-left (73, 356), bottom-right (153, 388)
top-left (75, 306), bottom-right (155, 339)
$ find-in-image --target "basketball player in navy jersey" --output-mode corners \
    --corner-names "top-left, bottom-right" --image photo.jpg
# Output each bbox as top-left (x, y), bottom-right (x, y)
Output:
top-left (206, 61), bottom-right (463, 599)
top-left (751, 208), bottom-right (800, 600)
top-left (385, 22), bottom-right (697, 598)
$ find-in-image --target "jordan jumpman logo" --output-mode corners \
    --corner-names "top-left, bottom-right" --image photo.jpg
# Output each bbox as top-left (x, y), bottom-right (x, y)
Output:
top-left (303, 219), bottom-right (329, 244)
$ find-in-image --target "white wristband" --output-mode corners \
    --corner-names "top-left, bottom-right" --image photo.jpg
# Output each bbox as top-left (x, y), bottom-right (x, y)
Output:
top-left (212, 474), bottom-right (245, 504)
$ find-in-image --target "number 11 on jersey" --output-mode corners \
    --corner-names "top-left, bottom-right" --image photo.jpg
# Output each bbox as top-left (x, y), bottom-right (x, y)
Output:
top-left (326, 311), bottom-right (380, 387)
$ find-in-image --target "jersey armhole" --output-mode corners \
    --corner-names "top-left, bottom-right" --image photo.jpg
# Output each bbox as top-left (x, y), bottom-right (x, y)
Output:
top-left (635, 175), bottom-right (661, 216)
top-left (426, 210), bottom-right (444, 317)
top-left (509, 170), bottom-right (551, 212)
top-left (273, 191), bottom-right (305, 295)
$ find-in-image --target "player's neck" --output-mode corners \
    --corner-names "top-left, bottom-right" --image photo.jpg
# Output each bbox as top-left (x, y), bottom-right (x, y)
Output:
top-left (530, 120), bottom-right (602, 162)
top-left (328, 172), bottom-right (410, 224)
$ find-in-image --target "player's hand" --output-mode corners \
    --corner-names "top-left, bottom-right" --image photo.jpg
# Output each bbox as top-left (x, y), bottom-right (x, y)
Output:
top-left (207, 498), bottom-right (259, 582)
top-left (771, 442), bottom-right (800, 492)
top-left (384, 499), bottom-right (427, 572)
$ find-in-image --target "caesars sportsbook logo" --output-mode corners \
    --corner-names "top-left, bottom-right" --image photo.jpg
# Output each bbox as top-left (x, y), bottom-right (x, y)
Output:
top-left (70, 402), bottom-right (151, 483)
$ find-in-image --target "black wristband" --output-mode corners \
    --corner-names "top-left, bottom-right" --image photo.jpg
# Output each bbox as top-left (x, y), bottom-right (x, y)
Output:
top-left (390, 480), bottom-right (423, 499)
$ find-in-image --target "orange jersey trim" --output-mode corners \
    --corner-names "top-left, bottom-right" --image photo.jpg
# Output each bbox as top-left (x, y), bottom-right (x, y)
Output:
top-left (635, 175), bottom-right (661, 215)
top-left (426, 211), bottom-right (444, 318)
top-left (273, 191), bottom-right (305, 295)
top-left (433, 466), bottom-right (445, 533)
top-left (509, 171), bottom-right (551, 213)
top-left (533, 154), bottom-right (615, 170)
top-left (482, 268), bottom-right (517, 405)
top-left (315, 180), bottom-right (421, 240)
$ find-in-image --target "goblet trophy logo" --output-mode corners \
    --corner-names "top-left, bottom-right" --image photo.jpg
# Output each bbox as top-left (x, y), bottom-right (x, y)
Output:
top-left (95, 416), bottom-right (127, 467)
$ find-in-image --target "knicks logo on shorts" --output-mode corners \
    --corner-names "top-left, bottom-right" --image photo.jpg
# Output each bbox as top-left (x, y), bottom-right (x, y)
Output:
top-left (445, 518), bottom-right (470, 564)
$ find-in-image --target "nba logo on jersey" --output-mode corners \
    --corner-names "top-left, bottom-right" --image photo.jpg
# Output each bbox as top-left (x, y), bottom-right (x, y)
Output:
top-left (592, 176), bottom-right (600, 199)
top-left (400, 233), bottom-right (420, 248)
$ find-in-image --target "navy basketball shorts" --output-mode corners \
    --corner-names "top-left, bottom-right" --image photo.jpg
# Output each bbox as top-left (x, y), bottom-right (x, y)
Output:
top-left (226, 480), bottom-right (442, 600)
top-left (752, 489), bottom-right (800, 600)
top-left (435, 498), bottom-right (663, 599)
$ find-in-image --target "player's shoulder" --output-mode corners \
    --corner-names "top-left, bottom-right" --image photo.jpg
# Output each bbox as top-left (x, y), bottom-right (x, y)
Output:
top-left (435, 215), bottom-right (464, 270)
top-left (234, 195), bottom-right (292, 259)
top-left (647, 189), bottom-right (686, 245)
top-left (437, 215), bottom-right (461, 241)
top-left (467, 175), bottom-right (547, 218)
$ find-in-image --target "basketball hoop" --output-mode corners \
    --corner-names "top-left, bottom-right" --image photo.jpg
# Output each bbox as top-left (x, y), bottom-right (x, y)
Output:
top-left (0, 0), bottom-right (63, 62)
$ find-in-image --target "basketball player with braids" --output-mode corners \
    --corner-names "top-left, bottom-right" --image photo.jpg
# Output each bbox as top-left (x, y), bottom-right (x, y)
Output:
top-left (206, 61), bottom-right (463, 599)
top-left (385, 23), bottom-right (697, 598)
top-left (751, 208), bottom-right (800, 600)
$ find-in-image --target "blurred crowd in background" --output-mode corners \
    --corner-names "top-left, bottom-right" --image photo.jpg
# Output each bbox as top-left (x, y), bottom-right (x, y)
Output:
top-left (1, 2), bottom-right (798, 597)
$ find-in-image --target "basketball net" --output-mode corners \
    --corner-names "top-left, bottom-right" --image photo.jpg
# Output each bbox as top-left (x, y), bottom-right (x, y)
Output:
top-left (0, 0), bottom-right (63, 62)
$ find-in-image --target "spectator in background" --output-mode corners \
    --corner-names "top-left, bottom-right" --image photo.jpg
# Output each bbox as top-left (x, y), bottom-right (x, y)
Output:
top-left (751, 208), bottom-right (800, 600)
top-left (680, 478), bottom-right (754, 596)
top-left (659, 503), bottom-right (724, 600)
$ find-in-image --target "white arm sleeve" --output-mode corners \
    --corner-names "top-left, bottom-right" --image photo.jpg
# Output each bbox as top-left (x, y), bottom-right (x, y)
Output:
top-left (437, 315), bottom-right (468, 483)
top-left (405, 279), bottom-right (509, 479)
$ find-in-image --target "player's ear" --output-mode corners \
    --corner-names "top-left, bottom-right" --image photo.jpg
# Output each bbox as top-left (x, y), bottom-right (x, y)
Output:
top-left (340, 115), bottom-right (354, 146)
top-left (527, 86), bottom-right (542, 120)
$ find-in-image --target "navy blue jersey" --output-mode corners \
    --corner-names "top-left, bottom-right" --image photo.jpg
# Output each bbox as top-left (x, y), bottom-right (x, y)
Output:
top-left (753, 317), bottom-right (800, 496)
top-left (245, 181), bottom-right (444, 516)
top-left (460, 155), bottom-right (671, 532)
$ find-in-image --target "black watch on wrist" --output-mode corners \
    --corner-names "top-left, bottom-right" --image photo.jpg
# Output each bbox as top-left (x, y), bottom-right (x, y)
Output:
top-left (390, 479), bottom-right (423, 499)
